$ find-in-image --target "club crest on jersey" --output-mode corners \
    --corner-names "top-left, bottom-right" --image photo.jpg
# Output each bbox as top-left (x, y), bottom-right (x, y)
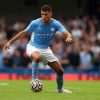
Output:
top-left (51, 28), bottom-right (55, 31)
top-left (38, 27), bottom-right (41, 30)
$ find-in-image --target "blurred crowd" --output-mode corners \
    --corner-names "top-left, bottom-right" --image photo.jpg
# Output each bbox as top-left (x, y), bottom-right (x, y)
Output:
top-left (0, 15), bottom-right (100, 72)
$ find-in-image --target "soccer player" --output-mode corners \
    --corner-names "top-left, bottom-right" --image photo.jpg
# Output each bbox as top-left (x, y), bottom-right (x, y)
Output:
top-left (4, 5), bottom-right (73, 93)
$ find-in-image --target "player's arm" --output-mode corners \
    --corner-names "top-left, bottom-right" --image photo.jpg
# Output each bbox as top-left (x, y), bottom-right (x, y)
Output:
top-left (62, 30), bottom-right (73, 43)
top-left (3, 30), bottom-right (27, 51)
top-left (56, 21), bottom-right (73, 43)
top-left (4, 20), bottom-right (35, 52)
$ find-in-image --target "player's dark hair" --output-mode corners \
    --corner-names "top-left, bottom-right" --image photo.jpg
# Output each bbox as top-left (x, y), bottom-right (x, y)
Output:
top-left (41, 5), bottom-right (52, 12)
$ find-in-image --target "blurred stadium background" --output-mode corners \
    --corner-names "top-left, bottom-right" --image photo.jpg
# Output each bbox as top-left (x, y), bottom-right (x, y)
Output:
top-left (0, 0), bottom-right (100, 81)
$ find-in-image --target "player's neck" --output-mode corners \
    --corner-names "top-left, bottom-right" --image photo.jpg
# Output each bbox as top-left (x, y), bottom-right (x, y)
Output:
top-left (42, 19), bottom-right (52, 25)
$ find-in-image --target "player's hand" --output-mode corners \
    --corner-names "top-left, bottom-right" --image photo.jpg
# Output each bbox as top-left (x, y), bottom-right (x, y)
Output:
top-left (3, 42), bottom-right (11, 53)
top-left (65, 37), bottom-right (73, 43)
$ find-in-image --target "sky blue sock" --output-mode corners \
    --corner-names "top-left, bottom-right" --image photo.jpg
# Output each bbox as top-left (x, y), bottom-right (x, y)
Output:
top-left (56, 74), bottom-right (63, 90)
top-left (32, 61), bottom-right (39, 80)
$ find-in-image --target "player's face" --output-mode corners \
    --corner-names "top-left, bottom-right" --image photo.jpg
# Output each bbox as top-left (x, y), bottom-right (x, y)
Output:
top-left (41, 11), bottom-right (52, 24)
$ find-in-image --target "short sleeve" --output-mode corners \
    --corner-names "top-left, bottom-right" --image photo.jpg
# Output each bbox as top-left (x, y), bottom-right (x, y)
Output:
top-left (56, 21), bottom-right (66, 33)
top-left (24, 20), bottom-right (36, 33)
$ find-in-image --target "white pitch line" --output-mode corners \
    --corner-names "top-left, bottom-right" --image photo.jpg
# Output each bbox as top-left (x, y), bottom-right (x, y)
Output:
top-left (0, 83), bottom-right (8, 86)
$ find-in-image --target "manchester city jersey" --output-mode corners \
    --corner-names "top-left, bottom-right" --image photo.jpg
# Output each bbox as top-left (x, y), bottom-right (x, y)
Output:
top-left (25, 18), bottom-right (66, 49)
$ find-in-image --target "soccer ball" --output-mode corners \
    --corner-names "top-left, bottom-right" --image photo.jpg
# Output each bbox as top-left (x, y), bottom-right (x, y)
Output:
top-left (30, 79), bottom-right (43, 92)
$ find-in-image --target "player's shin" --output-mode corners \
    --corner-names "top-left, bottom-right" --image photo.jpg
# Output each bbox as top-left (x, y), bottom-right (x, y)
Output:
top-left (56, 74), bottom-right (63, 91)
top-left (32, 61), bottom-right (39, 80)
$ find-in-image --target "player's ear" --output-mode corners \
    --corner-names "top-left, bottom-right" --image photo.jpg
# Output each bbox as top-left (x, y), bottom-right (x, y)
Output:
top-left (50, 11), bottom-right (52, 16)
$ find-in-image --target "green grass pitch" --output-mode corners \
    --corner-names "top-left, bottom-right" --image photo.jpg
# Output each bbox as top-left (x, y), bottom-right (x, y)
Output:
top-left (0, 80), bottom-right (100, 100)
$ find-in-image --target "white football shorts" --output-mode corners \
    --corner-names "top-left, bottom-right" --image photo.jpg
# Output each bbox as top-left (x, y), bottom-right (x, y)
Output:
top-left (26, 44), bottom-right (58, 62)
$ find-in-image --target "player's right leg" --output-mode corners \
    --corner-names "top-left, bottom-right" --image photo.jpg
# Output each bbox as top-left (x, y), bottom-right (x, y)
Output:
top-left (31, 51), bottom-right (41, 80)
top-left (26, 44), bottom-right (41, 80)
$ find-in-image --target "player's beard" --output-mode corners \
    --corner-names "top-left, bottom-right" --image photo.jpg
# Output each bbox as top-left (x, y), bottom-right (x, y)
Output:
top-left (43, 18), bottom-right (51, 24)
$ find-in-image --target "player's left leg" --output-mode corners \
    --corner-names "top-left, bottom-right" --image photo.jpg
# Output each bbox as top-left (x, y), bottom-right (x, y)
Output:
top-left (48, 61), bottom-right (63, 91)
top-left (41, 47), bottom-right (72, 93)
top-left (48, 61), bottom-right (72, 93)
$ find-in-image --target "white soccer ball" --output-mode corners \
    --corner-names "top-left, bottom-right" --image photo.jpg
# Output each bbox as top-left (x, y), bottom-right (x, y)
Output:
top-left (30, 79), bottom-right (43, 92)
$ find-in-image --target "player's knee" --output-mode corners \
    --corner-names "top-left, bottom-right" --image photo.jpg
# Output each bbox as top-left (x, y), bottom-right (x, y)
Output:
top-left (57, 69), bottom-right (64, 75)
top-left (32, 54), bottom-right (41, 62)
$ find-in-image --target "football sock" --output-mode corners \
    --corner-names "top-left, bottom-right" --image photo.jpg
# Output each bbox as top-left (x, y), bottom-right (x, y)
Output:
top-left (56, 74), bottom-right (63, 90)
top-left (32, 61), bottom-right (39, 80)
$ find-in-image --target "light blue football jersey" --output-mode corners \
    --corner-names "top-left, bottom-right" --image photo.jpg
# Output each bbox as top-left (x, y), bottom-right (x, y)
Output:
top-left (25, 18), bottom-right (66, 49)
